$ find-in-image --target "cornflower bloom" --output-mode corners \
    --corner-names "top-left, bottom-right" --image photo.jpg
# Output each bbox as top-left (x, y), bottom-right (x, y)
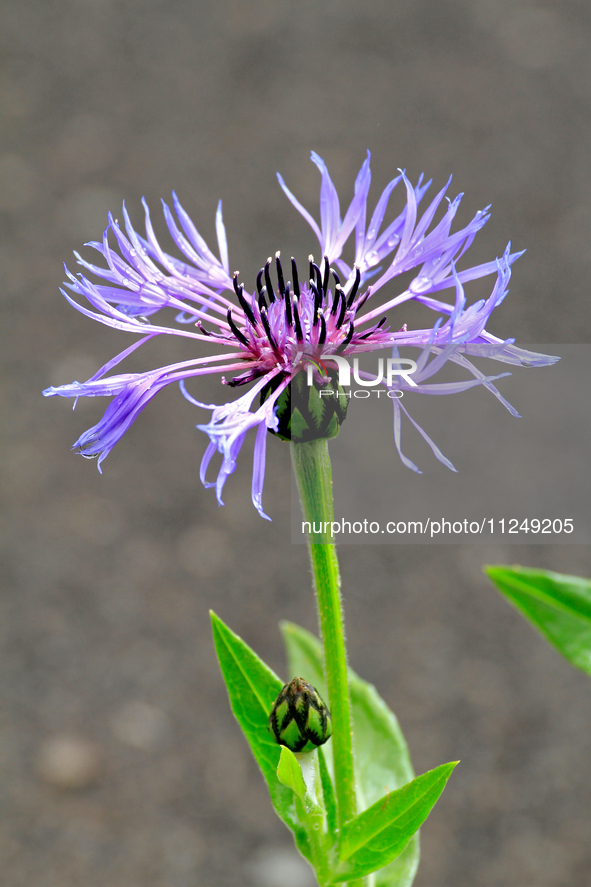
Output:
top-left (44, 151), bottom-right (556, 518)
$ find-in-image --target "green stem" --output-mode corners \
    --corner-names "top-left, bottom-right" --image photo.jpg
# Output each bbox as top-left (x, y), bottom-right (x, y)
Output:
top-left (291, 439), bottom-right (357, 829)
top-left (295, 752), bottom-right (332, 885)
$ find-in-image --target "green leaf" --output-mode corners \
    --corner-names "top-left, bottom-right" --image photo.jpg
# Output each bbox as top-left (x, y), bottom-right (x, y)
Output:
top-left (374, 840), bottom-right (421, 887)
top-left (210, 612), bottom-right (311, 859)
top-left (350, 667), bottom-right (415, 807)
top-left (351, 677), bottom-right (419, 887)
top-left (317, 746), bottom-right (337, 837)
top-left (281, 621), bottom-right (420, 886)
top-left (277, 747), bottom-right (307, 802)
top-left (332, 762), bottom-right (458, 883)
top-left (485, 566), bottom-right (591, 676)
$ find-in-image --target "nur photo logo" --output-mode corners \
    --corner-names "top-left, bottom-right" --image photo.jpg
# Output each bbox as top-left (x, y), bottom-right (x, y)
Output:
top-left (306, 355), bottom-right (418, 399)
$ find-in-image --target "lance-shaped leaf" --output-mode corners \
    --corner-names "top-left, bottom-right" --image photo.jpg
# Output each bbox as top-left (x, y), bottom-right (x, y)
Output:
top-left (210, 612), bottom-right (311, 859)
top-left (281, 621), bottom-right (420, 886)
top-left (277, 747), bottom-right (308, 802)
top-left (485, 566), bottom-right (591, 676)
top-left (332, 762), bottom-right (458, 883)
top-left (317, 746), bottom-right (337, 838)
top-left (374, 839), bottom-right (421, 887)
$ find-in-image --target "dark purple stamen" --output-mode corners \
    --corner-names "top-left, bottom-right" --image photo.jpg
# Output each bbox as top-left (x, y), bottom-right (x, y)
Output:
top-left (359, 316), bottom-right (388, 340)
top-left (227, 309), bottom-right (249, 346)
top-left (256, 268), bottom-right (264, 296)
top-left (331, 284), bottom-right (344, 316)
top-left (310, 260), bottom-right (323, 297)
top-left (284, 282), bottom-right (293, 325)
top-left (336, 321), bottom-right (354, 353)
top-left (308, 255), bottom-right (316, 288)
top-left (251, 253), bottom-right (366, 346)
top-left (309, 279), bottom-right (321, 325)
top-left (291, 257), bottom-right (300, 298)
top-left (355, 288), bottom-right (371, 312)
top-left (293, 303), bottom-right (304, 341)
top-left (322, 255), bottom-right (330, 295)
top-left (346, 265), bottom-right (361, 308)
top-left (264, 258), bottom-right (276, 303)
top-left (275, 252), bottom-right (286, 298)
top-left (233, 272), bottom-right (256, 325)
top-left (225, 366), bottom-right (262, 388)
top-left (239, 292), bottom-right (257, 326)
top-left (336, 290), bottom-right (348, 328)
top-left (260, 308), bottom-right (278, 351)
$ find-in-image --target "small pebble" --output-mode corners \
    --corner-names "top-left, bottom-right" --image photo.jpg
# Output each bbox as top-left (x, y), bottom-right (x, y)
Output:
top-left (35, 736), bottom-right (102, 790)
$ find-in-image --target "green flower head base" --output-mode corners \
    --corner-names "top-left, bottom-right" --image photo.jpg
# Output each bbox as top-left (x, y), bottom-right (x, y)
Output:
top-left (269, 677), bottom-right (332, 753)
top-left (260, 368), bottom-right (349, 443)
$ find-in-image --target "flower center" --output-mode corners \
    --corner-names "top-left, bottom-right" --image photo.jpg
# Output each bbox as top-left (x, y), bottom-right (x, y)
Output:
top-left (221, 252), bottom-right (390, 388)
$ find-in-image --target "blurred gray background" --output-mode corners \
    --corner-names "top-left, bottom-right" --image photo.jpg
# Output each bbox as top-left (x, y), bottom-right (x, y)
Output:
top-left (2, 1), bottom-right (591, 886)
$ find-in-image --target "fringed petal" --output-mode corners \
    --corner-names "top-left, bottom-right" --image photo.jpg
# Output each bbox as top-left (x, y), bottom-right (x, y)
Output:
top-left (252, 421), bottom-right (271, 520)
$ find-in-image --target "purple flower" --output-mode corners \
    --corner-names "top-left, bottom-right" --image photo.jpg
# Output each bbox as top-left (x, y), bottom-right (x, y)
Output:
top-left (44, 151), bottom-right (557, 518)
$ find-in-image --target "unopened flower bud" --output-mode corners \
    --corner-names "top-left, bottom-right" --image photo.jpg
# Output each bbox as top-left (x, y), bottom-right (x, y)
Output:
top-left (269, 677), bottom-right (332, 753)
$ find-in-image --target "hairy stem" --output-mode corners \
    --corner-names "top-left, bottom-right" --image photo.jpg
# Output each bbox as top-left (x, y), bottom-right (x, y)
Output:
top-left (291, 439), bottom-right (357, 829)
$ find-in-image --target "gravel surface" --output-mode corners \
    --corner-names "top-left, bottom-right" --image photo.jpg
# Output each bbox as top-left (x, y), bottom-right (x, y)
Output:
top-left (2, 2), bottom-right (591, 886)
